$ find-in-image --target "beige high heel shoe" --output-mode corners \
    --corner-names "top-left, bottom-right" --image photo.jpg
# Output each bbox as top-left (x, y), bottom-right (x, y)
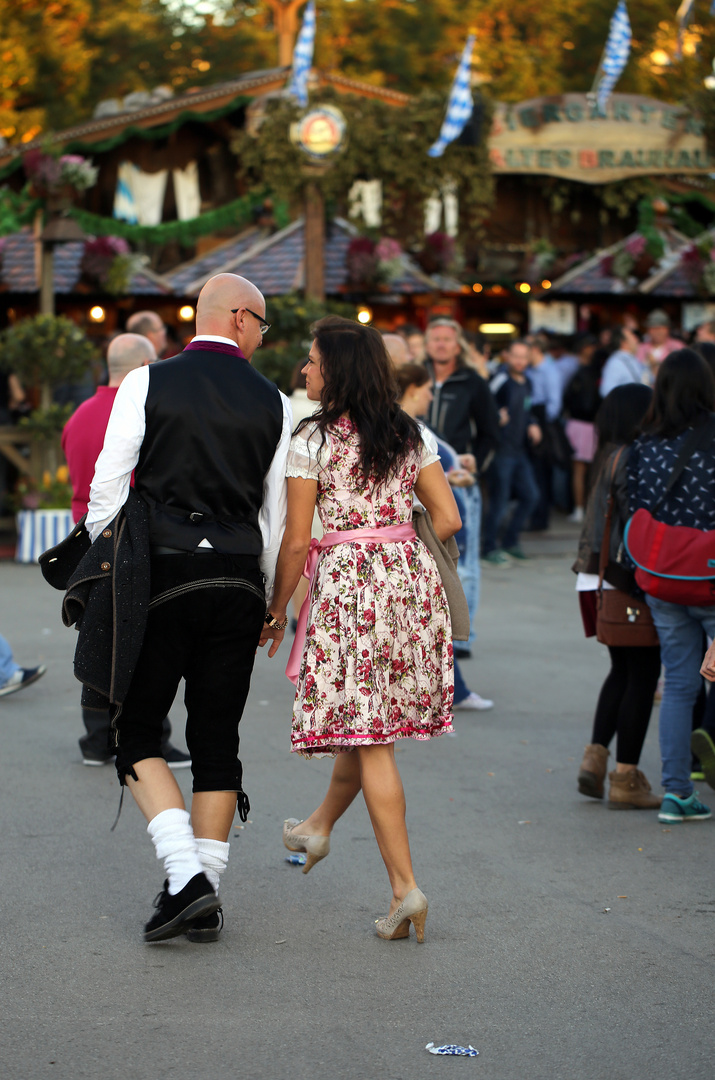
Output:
top-left (283, 818), bottom-right (330, 874)
top-left (375, 887), bottom-right (428, 942)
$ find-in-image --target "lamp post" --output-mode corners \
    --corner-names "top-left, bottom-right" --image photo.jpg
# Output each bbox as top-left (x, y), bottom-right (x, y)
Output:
top-left (267, 2), bottom-right (328, 301)
top-left (38, 196), bottom-right (87, 317)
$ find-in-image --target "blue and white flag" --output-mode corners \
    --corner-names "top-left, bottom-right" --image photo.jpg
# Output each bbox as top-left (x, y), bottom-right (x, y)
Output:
top-left (595, 1), bottom-right (632, 111)
top-left (675, 0), bottom-right (695, 59)
top-left (113, 162), bottom-right (138, 224)
top-left (427, 34), bottom-right (475, 158)
top-left (287, 1), bottom-right (316, 108)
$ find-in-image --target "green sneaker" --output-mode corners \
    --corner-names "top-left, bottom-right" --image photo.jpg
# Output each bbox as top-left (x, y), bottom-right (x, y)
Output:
top-left (691, 770), bottom-right (706, 782)
top-left (482, 550), bottom-right (511, 566)
top-left (504, 546), bottom-right (528, 560)
top-left (657, 792), bottom-right (712, 823)
top-left (691, 728), bottom-right (715, 792)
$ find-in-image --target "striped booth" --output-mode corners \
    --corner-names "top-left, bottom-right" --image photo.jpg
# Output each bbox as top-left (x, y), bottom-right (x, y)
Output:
top-left (16, 509), bottom-right (75, 564)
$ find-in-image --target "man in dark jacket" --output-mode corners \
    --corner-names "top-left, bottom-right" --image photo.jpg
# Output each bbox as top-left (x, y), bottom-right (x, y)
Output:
top-left (424, 317), bottom-right (501, 658)
top-left (482, 340), bottom-right (542, 563)
top-left (86, 273), bottom-right (291, 943)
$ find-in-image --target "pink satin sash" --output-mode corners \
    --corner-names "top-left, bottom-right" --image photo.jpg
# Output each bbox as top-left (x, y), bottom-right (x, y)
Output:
top-left (285, 522), bottom-right (417, 685)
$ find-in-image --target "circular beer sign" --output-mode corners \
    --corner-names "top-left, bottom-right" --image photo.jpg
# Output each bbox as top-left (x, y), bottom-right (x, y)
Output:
top-left (291, 105), bottom-right (347, 161)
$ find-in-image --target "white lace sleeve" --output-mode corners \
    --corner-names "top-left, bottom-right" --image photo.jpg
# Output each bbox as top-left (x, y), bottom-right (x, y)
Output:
top-left (420, 426), bottom-right (440, 469)
top-left (286, 423), bottom-right (326, 480)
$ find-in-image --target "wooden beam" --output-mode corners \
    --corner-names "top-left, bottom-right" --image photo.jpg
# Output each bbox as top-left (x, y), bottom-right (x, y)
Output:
top-left (265, 0), bottom-right (305, 67)
top-left (304, 181), bottom-right (325, 301)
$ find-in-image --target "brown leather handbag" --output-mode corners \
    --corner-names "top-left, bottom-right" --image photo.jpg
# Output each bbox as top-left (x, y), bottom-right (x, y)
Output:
top-left (595, 449), bottom-right (659, 649)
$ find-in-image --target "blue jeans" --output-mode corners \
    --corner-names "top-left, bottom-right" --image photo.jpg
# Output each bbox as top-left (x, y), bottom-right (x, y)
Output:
top-left (453, 659), bottom-right (470, 705)
top-left (645, 596), bottom-right (715, 797)
top-left (0, 633), bottom-right (20, 687)
top-left (456, 483), bottom-right (481, 648)
top-left (483, 451), bottom-right (540, 554)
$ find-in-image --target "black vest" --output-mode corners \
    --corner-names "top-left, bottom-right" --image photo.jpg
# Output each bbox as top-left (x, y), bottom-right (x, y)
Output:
top-left (135, 348), bottom-right (283, 553)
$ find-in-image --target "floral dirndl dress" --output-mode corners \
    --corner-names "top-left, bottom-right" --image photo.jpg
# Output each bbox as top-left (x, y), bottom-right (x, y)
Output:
top-left (285, 418), bottom-right (454, 757)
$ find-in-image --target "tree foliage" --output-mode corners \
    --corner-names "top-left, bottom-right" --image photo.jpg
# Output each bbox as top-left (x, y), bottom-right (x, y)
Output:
top-left (3, 2), bottom-right (715, 149)
top-left (233, 88), bottom-right (494, 244)
top-left (0, 315), bottom-right (99, 405)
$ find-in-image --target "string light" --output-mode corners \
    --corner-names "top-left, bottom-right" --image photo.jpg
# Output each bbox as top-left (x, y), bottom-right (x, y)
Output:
top-left (479, 323), bottom-right (517, 335)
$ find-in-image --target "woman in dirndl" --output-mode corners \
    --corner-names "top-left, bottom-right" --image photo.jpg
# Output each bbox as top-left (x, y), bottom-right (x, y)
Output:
top-left (260, 316), bottom-right (461, 942)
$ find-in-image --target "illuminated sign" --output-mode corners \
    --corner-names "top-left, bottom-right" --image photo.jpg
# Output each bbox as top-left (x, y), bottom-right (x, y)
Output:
top-left (489, 93), bottom-right (711, 183)
top-left (291, 105), bottom-right (347, 161)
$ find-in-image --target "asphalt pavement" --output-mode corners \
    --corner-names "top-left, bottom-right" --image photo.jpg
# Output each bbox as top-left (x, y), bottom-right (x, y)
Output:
top-left (1, 531), bottom-right (713, 1080)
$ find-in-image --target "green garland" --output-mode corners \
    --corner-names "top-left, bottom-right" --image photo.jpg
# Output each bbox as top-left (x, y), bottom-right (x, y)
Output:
top-left (67, 190), bottom-right (289, 246)
top-left (0, 185), bottom-right (42, 236)
top-left (232, 89), bottom-right (494, 244)
top-left (1, 183), bottom-right (290, 247)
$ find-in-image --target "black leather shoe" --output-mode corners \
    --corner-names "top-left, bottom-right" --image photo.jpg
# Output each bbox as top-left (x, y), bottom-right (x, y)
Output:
top-left (186, 907), bottom-right (223, 943)
top-left (144, 873), bottom-right (220, 942)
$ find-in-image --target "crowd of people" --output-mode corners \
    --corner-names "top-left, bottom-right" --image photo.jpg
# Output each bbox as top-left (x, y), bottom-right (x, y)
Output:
top-left (4, 281), bottom-right (715, 950)
top-left (386, 308), bottom-right (715, 825)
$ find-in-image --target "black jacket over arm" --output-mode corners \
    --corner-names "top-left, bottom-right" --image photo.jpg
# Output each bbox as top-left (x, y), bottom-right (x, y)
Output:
top-left (40, 489), bottom-right (151, 716)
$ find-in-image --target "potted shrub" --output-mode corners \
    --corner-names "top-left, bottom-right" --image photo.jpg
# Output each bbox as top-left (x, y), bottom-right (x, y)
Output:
top-left (0, 315), bottom-right (98, 559)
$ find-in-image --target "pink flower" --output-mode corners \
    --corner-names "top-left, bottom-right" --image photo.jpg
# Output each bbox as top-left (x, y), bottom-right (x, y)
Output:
top-left (624, 233), bottom-right (647, 258)
top-left (375, 237), bottom-right (402, 262)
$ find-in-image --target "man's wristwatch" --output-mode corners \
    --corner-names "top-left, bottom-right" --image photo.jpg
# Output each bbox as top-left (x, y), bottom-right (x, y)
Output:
top-left (265, 611), bottom-right (289, 631)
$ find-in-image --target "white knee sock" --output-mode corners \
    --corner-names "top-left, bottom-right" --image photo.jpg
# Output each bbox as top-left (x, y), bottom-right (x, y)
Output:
top-left (194, 837), bottom-right (230, 894)
top-left (147, 808), bottom-right (204, 895)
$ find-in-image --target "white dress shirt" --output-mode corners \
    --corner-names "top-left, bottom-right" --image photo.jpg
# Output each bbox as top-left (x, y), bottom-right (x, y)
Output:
top-left (87, 335), bottom-right (292, 602)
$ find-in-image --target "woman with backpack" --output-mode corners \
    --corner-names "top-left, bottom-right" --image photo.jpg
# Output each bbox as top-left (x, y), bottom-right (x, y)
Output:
top-left (627, 349), bottom-right (715, 824)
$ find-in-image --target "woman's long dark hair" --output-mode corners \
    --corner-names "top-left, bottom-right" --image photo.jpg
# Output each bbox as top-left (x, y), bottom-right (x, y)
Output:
top-left (641, 347), bottom-right (715, 438)
top-left (591, 383), bottom-right (652, 484)
top-left (295, 316), bottom-right (422, 488)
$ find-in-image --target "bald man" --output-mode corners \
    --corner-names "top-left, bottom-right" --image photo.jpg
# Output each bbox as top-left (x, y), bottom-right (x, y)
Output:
top-left (63, 334), bottom-right (156, 525)
top-left (62, 333), bottom-right (191, 771)
top-left (382, 333), bottom-right (410, 368)
top-left (87, 274), bottom-right (291, 943)
top-left (126, 310), bottom-right (168, 358)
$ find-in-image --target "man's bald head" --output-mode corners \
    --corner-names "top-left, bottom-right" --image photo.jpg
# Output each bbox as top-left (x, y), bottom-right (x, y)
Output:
top-left (196, 273), bottom-right (267, 360)
top-left (107, 333), bottom-right (157, 386)
top-left (126, 310), bottom-right (167, 356)
top-left (382, 333), bottom-right (410, 368)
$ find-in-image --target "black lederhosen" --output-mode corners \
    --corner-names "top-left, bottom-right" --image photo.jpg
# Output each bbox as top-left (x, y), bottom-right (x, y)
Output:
top-left (114, 551), bottom-right (265, 794)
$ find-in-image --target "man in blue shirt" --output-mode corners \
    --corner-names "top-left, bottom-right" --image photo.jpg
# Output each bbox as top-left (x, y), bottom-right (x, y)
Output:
top-left (527, 334), bottom-right (563, 531)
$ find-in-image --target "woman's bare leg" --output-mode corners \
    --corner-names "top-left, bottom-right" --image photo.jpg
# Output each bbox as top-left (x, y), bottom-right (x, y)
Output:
top-left (357, 743), bottom-right (417, 914)
top-left (298, 750), bottom-right (362, 835)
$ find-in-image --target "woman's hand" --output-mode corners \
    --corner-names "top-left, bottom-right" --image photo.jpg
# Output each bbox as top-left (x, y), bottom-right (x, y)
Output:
top-left (259, 620), bottom-right (286, 658)
top-left (447, 468), bottom-right (475, 488)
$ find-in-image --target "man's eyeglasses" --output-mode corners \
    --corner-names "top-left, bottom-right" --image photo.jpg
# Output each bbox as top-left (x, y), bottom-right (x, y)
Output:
top-left (231, 306), bottom-right (271, 336)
